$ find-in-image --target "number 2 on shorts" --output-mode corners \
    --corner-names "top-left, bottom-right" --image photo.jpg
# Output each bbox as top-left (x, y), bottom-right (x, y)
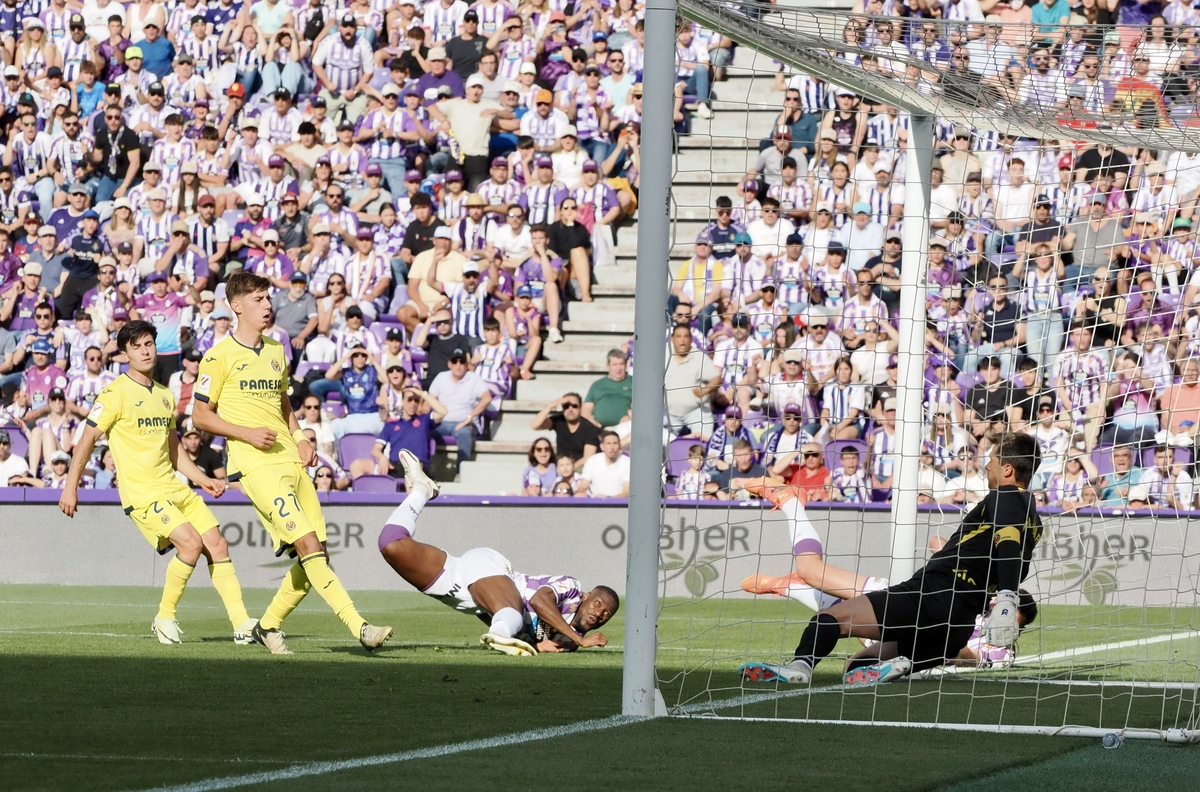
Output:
top-left (274, 493), bottom-right (302, 517)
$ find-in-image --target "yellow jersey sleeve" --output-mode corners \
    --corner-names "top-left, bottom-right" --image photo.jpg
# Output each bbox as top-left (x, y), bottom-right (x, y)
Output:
top-left (195, 349), bottom-right (226, 406)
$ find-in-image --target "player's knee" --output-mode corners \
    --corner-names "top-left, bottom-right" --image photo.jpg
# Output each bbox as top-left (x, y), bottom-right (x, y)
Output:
top-left (814, 610), bottom-right (847, 639)
top-left (174, 531), bottom-right (204, 562)
top-left (204, 530), bottom-right (230, 558)
top-left (490, 607), bottom-right (523, 639)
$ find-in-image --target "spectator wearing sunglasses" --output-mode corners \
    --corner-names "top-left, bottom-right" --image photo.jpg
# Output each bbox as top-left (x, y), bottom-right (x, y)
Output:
top-left (531, 392), bottom-right (600, 473)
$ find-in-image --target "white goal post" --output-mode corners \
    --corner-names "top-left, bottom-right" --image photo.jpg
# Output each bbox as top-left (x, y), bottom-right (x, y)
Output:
top-left (624, 2), bottom-right (1200, 742)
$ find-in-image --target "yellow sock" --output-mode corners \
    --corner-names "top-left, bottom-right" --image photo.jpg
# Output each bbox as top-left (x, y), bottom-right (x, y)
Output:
top-left (299, 552), bottom-right (367, 637)
top-left (157, 556), bottom-right (196, 620)
top-left (259, 561), bottom-right (311, 631)
top-left (209, 559), bottom-right (250, 628)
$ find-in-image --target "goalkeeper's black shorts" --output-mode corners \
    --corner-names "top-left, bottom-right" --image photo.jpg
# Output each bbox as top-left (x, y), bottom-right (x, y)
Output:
top-left (865, 580), bottom-right (977, 672)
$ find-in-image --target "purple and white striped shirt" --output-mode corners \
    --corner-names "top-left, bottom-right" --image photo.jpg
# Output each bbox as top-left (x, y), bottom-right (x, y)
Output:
top-left (517, 573), bottom-right (585, 640)
top-left (1052, 349), bottom-right (1109, 413)
top-left (520, 181), bottom-right (569, 226)
top-left (314, 34), bottom-right (373, 92)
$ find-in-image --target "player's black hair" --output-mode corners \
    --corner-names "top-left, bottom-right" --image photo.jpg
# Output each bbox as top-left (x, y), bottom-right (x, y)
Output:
top-left (1017, 589), bottom-right (1038, 628)
top-left (996, 432), bottom-right (1041, 487)
top-left (593, 585), bottom-right (620, 613)
top-left (117, 319), bottom-right (157, 352)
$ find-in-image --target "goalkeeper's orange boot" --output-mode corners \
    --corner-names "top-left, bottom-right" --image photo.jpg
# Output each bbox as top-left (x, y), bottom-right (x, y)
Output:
top-left (741, 573), bottom-right (807, 597)
top-left (741, 477), bottom-right (805, 509)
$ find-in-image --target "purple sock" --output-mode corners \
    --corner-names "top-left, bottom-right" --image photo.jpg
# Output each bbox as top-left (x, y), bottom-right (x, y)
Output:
top-left (793, 538), bottom-right (823, 556)
top-left (377, 524), bottom-right (412, 552)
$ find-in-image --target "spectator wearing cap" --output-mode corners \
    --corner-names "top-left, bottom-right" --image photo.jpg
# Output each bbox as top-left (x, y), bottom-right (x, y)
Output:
top-left (745, 196), bottom-right (792, 264)
top-left (272, 192), bottom-right (309, 260)
top-left (863, 232), bottom-right (903, 316)
top-left (16, 337), bottom-right (68, 431)
top-left (415, 306), bottom-right (474, 388)
top-left (324, 342), bottom-right (389, 441)
top-left (520, 88), bottom-right (570, 151)
top-left (860, 162), bottom-right (903, 231)
top-left (487, 202), bottom-right (533, 272)
top-left (358, 85), bottom-right (412, 196)
top-left (838, 202), bottom-right (885, 271)
top-left (356, 381), bottom-right (447, 480)
top-left (0, 428), bottom-right (32, 485)
top-left (158, 219), bottom-right (211, 294)
top-left (254, 154), bottom-right (301, 222)
top-left (575, 159), bottom-right (622, 265)
top-left (451, 192), bottom-right (494, 258)
top-left (964, 355), bottom-right (1014, 439)
top-left (1012, 196), bottom-right (1064, 276)
top-left (747, 128), bottom-right (798, 190)
top-left (47, 183), bottom-right (92, 242)
top-left (271, 270), bottom-right (318, 351)
top-left (348, 163), bottom-right (395, 224)
top-left (761, 405), bottom-right (815, 482)
top-left (309, 181), bottom-right (359, 257)
top-left (769, 155), bottom-right (813, 228)
top-left (670, 231), bottom-right (724, 333)
top-left (5, 108), bottom-right (56, 212)
top-left (443, 7), bottom-right (484, 76)
top-left (57, 209), bottom-right (105, 319)
top-left (520, 155), bottom-right (570, 226)
top-left (428, 345), bottom-right (492, 470)
top-left (1, 263), bottom-right (53, 336)
top-left (79, 257), bottom-right (119, 328)
top-left (414, 45), bottom-right (466, 103)
top-left (664, 323), bottom-right (721, 438)
top-left (477, 156), bottom-right (522, 216)
top-left (340, 228), bottom-right (391, 320)
top-left (24, 227), bottom-right (67, 300)
top-left (133, 17), bottom-right (175, 78)
top-left (550, 125), bottom-right (587, 190)
top-left (187, 194), bottom-right (232, 277)
top-left (310, 13), bottom-right (374, 119)
top-left (725, 232), bottom-right (768, 313)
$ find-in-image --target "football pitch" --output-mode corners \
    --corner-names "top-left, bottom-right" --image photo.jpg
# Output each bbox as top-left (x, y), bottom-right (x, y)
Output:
top-left (3, 584), bottom-right (1198, 792)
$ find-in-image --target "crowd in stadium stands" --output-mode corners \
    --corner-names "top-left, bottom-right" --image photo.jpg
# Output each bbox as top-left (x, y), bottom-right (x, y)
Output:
top-left (0, 0), bottom-right (672, 494)
top-left (653, 1), bottom-right (1200, 511)
top-left (4, 2), bottom-right (1200, 508)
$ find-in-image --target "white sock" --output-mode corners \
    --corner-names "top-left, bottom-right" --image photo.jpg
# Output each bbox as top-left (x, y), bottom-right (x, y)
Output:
top-left (785, 583), bottom-right (840, 612)
top-left (490, 607), bottom-right (524, 638)
top-left (782, 498), bottom-right (823, 557)
top-left (384, 486), bottom-right (429, 536)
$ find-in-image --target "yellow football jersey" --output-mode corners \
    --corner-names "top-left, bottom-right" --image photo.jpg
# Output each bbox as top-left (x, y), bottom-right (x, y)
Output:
top-left (194, 334), bottom-right (298, 477)
top-left (87, 375), bottom-right (188, 509)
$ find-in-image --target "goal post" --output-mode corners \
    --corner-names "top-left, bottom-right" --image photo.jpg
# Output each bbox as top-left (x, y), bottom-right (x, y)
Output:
top-left (630, 5), bottom-right (1200, 742)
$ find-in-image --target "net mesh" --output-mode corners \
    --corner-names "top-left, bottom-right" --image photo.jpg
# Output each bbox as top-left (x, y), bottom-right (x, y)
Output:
top-left (652, 7), bottom-right (1200, 739)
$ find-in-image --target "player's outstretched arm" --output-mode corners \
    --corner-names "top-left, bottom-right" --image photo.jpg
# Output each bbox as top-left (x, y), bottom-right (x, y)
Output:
top-left (168, 431), bottom-right (227, 498)
top-left (530, 587), bottom-right (606, 649)
top-left (192, 398), bottom-right (277, 450)
top-left (59, 423), bottom-right (103, 518)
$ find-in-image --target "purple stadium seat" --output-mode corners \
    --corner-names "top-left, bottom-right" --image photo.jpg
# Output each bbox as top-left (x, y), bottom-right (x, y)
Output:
top-left (351, 474), bottom-right (398, 493)
top-left (5, 427), bottom-right (29, 460)
top-left (825, 439), bottom-right (868, 472)
top-left (295, 361), bottom-right (330, 381)
top-left (338, 433), bottom-right (378, 469)
top-left (326, 391), bottom-right (343, 402)
top-left (1091, 445), bottom-right (1116, 478)
top-left (1142, 447), bottom-right (1193, 468)
top-left (221, 209), bottom-right (245, 228)
top-left (955, 371), bottom-right (982, 392)
top-left (325, 401), bottom-right (347, 418)
top-left (667, 436), bottom-right (697, 479)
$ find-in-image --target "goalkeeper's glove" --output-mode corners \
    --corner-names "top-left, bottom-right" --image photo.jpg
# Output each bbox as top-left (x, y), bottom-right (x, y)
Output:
top-left (985, 590), bottom-right (1021, 649)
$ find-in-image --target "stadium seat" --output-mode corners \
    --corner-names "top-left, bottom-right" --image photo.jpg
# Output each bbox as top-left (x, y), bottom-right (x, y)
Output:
top-left (325, 401), bottom-right (347, 418)
top-left (295, 361), bottom-right (330, 381)
top-left (351, 474), bottom-right (398, 493)
top-left (666, 436), bottom-right (697, 479)
top-left (369, 323), bottom-right (398, 348)
top-left (825, 439), bottom-right (869, 472)
top-left (5, 428), bottom-right (29, 460)
top-left (1091, 445), bottom-right (1116, 478)
top-left (338, 433), bottom-right (378, 469)
top-left (1141, 447), bottom-right (1192, 468)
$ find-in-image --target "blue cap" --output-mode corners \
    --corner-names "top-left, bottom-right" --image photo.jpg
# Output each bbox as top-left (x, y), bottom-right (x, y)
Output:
top-left (516, 285), bottom-right (533, 298)
top-left (31, 338), bottom-right (54, 354)
top-left (786, 233), bottom-right (803, 245)
top-left (290, 271), bottom-right (309, 283)
top-left (732, 231), bottom-right (753, 245)
top-left (695, 230), bottom-right (712, 245)
top-left (852, 201), bottom-right (871, 215)
top-left (146, 270), bottom-right (168, 283)
top-left (81, 209), bottom-right (100, 220)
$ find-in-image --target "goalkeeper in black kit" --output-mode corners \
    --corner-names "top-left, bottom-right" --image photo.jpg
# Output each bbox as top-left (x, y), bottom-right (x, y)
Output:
top-left (741, 433), bottom-right (1043, 685)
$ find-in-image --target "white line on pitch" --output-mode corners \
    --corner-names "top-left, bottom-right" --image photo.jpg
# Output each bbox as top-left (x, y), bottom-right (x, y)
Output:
top-left (131, 715), bottom-right (640, 792)
top-left (1019, 630), bottom-right (1200, 665)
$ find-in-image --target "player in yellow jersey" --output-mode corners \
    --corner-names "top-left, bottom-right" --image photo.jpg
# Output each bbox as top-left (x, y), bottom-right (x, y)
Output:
top-left (192, 271), bottom-right (392, 655)
top-left (59, 320), bottom-right (256, 645)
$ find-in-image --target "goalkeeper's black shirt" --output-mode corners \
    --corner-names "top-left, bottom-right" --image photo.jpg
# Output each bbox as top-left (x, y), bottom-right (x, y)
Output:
top-left (910, 485), bottom-right (1042, 621)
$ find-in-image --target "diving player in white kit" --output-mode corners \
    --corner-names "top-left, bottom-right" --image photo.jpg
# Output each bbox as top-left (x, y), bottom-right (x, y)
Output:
top-left (377, 450), bottom-right (619, 656)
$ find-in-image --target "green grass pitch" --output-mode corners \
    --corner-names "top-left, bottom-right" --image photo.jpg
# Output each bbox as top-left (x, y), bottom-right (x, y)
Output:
top-left (2, 584), bottom-right (1198, 792)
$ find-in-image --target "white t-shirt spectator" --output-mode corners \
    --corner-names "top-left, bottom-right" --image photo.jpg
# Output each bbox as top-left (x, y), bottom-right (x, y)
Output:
top-left (0, 452), bottom-right (30, 486)
top-left (429, 370), bottom-right (491, 424)
top-left (580, 452), bottom-right (631, 497)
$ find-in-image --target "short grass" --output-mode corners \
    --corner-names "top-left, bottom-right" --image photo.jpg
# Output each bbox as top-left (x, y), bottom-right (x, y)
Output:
top-left (2, 583), bottom-right (1198, 792)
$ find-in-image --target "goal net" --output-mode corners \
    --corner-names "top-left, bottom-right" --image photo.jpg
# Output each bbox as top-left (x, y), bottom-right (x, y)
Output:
top-left (651, 4), bottom-right (1200, 742)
